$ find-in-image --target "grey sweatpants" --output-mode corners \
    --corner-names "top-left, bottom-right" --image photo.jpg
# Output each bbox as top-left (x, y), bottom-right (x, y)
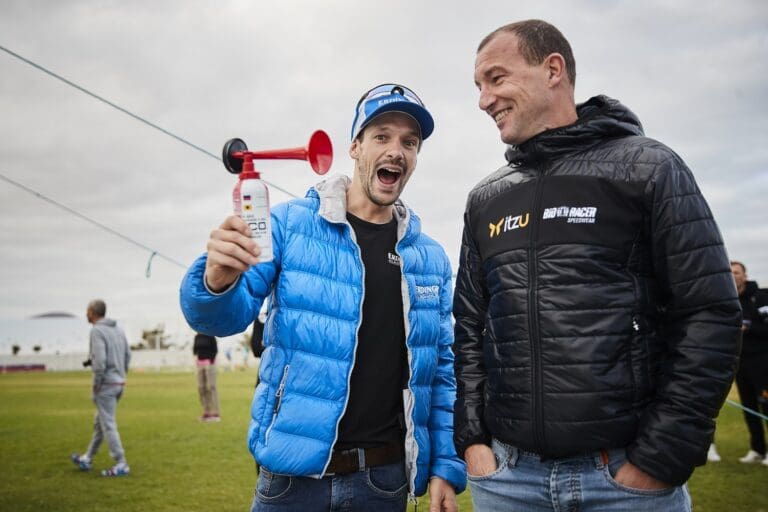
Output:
top-left (85, 385), bottom-right (127, 464)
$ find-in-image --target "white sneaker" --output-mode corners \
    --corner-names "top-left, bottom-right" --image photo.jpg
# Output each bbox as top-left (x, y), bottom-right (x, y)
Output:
top-left (738, 450), bottom-right (765, 463)
top-left (762, 457), bottom-right (768, 467)
top-left (101, 461), bottom-right (130, 477)
top-left (707, 444), bottom-right (721, 462)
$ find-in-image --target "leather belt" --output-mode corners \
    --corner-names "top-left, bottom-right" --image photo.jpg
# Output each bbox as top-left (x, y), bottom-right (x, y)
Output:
top-left (326, 442), bottom-right (405, 475)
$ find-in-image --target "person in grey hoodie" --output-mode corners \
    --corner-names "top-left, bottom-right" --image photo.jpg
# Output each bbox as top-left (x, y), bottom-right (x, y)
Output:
top-left (71, 299), bottom-right (132, 476)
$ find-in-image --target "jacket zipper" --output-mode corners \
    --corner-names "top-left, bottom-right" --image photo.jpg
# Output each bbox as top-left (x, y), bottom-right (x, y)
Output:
top-left (265, 364), bottom-right (290, 443)
top-left (394, 214), bottom-right (419, 503)
top-left (528, 173), bottom-right (546, 453)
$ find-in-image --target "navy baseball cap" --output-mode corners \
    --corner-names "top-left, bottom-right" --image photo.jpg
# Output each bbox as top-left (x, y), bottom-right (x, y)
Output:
top-left (350, 83), bottom-right (434, 141)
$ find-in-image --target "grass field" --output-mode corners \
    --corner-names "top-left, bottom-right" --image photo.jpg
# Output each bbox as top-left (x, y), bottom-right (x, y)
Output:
top-left (0, 370), bottom-right (766, 511)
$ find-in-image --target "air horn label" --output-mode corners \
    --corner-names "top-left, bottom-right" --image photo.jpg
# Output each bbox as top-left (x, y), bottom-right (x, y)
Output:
top-left (234, 178), bottom-right (273, 262)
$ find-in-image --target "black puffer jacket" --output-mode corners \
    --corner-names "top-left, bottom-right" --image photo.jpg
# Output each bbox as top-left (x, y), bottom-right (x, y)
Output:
top-left (453, 95), bottom-right (741, 486)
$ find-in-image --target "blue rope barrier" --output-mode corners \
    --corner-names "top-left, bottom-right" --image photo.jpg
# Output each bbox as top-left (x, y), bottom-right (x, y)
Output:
top-left (726, 398), bottom-right (768, 422)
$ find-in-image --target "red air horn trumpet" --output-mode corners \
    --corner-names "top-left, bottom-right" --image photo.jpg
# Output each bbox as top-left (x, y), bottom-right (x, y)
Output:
top-left (221, 130), bottom-right (333, 264)
top-left (222, 130), bottom-right (333, 176)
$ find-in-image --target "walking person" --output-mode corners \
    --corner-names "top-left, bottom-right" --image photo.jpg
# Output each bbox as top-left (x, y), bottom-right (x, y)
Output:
top-left (71, 299), bottom-right (132, 477)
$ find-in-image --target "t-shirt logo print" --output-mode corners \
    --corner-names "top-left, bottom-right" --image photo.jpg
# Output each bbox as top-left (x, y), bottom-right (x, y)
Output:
top-left (387, 252), bottom-right (401, 266)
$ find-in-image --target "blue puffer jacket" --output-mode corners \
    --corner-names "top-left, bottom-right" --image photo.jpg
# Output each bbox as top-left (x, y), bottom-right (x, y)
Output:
top-left (180, 175), bottom-right (466, 497)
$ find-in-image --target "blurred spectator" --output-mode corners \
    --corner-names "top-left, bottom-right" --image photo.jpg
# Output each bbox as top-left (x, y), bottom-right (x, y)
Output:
top-left (250, 316), bottom-right (265, 359)
top-left (71, 299), bottom-right (131, 476)
top-left (731, 261), bottom-right (768, 466)
top-left (193, 333), bottom-right (220, 423)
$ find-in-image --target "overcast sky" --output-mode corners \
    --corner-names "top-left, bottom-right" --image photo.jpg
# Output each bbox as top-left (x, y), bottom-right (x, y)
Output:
top-left (1, 0), bottom-right (766, 343)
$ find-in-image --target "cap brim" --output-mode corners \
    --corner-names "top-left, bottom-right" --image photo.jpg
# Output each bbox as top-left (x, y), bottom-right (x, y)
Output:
top-left (358, 102), bottom-right (434, 141)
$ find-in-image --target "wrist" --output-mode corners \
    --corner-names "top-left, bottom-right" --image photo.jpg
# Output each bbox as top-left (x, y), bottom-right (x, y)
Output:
top-left (204, 274), bottom-right (238, 295)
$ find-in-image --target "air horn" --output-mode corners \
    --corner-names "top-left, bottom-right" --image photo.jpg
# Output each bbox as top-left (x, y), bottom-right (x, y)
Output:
top-left (222, 130), bottom-right (333, 176)
top-left (221, 130), bottom-right (334, 264)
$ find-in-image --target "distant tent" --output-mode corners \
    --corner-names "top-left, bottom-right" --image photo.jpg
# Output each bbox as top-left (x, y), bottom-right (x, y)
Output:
top-left (0, 314), bottom-right (90, 355)
top-left (30, 312), bottom-right (78, 319)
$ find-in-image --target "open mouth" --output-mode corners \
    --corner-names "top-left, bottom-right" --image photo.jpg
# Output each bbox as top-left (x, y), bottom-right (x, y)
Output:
top-left (377, 167), bottom-right (402, 185)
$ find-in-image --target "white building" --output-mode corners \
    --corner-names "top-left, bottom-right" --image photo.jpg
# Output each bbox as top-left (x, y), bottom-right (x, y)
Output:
top-left (0, 313), bottom-right (91, 355)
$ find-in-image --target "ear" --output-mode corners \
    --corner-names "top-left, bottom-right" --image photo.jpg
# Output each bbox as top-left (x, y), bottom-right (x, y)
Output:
top-left (349, 139), bottom-right (360, 159)
top-left (544, 53), bottom-right (567, 86)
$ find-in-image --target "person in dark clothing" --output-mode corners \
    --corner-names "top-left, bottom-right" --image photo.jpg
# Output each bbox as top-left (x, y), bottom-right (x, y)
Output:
top-left (193, 333), bottom-right (220, 422)
top-left (249, 317), bottom-right (265, 359)
top-left (453, 19), bottom-right (742, 511)
top-left (731, 261), bottom-right (768, 466)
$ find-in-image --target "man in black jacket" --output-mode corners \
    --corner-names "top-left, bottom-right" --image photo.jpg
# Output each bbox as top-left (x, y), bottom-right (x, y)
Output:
top-left (453, 19), bottom-right (742, 511)
top-left (731, 261), bottom-right (768, 466)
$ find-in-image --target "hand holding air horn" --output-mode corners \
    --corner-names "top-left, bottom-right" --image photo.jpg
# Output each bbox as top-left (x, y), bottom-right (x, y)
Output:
top-left (222, 130), bottom-right (333, 262)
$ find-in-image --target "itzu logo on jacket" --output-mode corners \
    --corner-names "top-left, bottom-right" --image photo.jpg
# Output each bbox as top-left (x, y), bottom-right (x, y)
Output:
top-left (489, 212), bottom-right (530, 238)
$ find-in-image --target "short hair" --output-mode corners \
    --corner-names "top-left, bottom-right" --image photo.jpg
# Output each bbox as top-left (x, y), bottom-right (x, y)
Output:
top-left (730, 261), bottom-right (746, 273)
top-left (478, 19), bottom-right (576, 86)
top-left (88, 299), bottom-right (106, 318)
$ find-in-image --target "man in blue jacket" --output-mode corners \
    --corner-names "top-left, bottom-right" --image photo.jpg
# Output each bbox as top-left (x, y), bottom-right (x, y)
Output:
top-left (180, 83), bottom-right (466, 511)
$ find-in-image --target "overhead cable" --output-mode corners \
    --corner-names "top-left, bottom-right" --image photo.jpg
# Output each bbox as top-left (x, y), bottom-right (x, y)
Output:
top-left (0, 43), bottom-right (298, 199)
top-left (0, 172), bottom-right (187, 270)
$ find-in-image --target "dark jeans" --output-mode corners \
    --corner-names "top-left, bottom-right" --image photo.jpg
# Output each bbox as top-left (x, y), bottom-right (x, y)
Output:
top-left (250, 461), bottom-right (408, 512)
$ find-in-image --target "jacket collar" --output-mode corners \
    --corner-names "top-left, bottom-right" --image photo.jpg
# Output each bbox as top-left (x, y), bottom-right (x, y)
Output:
top-left (504, 95), bottom-right (645, 166)
top-left (309, 174), bottom-right (419, 242)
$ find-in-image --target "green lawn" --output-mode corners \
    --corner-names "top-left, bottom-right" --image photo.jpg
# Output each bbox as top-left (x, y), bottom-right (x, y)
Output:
top-left (0, 371), bottom-right (765, 511)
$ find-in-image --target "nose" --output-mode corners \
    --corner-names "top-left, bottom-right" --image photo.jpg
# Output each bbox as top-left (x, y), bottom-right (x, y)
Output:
top-left (385, 140), bottom-right (405, 163)
top-left (478, 86), bottom-right (495, 113)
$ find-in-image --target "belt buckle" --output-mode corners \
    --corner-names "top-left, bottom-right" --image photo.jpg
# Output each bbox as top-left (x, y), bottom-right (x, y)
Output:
top-left (331, 448), bottom-right (359, 475)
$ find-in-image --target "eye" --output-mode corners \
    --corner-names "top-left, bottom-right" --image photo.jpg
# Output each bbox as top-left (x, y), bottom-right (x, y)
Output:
top-left (404, 139), bottom-right (418, 149)
top-left (491, 74), bottom-right (505, 84)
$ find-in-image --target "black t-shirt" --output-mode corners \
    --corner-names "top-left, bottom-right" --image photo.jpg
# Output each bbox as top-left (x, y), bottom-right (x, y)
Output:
top-left (335, 213), bottom-right (407, 450)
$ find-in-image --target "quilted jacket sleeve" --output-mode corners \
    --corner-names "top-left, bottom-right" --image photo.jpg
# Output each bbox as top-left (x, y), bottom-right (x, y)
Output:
top-left (428, 256), bottom-right (467, 493)
top-left (179, 204), bottom-right (287, 336)
top-left (452, 208), bottom-right (492, 460)
top-left (626, 153), bottom-right (742, 485)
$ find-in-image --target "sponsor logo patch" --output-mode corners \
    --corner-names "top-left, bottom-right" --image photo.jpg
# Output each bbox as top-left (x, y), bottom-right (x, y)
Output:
top-left (415, 285), bottom-right (440, 300)
top-left (489, 213), bottom-right (530, 238)
top-left (542, 206), bottom-right (598, 224)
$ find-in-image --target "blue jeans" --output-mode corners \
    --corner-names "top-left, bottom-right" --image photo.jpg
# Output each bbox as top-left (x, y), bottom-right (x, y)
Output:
top-left (468, 439), bottom-right (692, 512)
top-left (250, 461), bottom-right (408, 511)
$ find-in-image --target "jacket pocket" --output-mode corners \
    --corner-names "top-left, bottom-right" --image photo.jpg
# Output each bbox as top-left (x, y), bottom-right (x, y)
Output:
top-left (629, 313), bottom-right (655, 408)
top-left (265, 365), bottom-right (290, 444)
